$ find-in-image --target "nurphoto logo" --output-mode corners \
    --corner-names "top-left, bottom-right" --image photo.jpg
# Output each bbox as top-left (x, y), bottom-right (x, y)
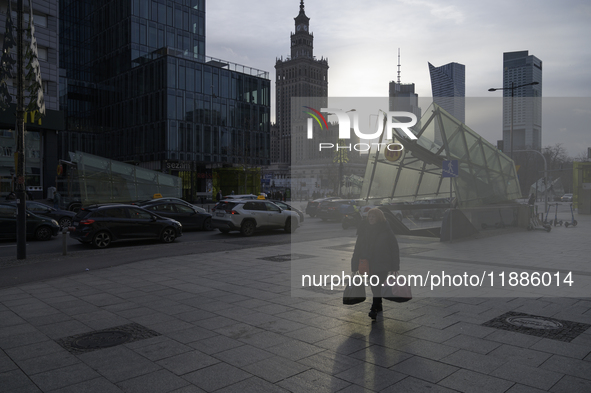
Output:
top-left (304, 107), bottom-right (418, 152)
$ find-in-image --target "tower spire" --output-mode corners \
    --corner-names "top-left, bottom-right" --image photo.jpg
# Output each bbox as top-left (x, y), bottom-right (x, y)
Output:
top-left (300, 0), bottom-right (304, 11)
top-left (397, 48), bottom-right (401, 84)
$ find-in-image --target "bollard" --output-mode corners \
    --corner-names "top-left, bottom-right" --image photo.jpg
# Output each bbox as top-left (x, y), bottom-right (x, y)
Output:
top-left (62, 227), bottom-right (68, 255)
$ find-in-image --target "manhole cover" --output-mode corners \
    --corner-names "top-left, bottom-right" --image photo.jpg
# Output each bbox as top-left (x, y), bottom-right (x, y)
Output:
top-left (483, 311), bottom-right (590, 342)
top-left (506, 316), bottom-right (563, 330)
top-left (71, 331), bottom-right (132, 349)
top-left (57, 323), bottom-right (161, 354)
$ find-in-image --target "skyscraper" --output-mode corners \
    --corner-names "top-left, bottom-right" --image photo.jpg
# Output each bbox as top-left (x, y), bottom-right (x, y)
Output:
top-left (274, 0), bottom-right (328, 165)
top-left (428, 62), bottom-right (465, 123)
top-left (502, 51), bottom-right (542, 151)
top-left (59, 0), bottom-right (271, 199)
top-left (389, 50), bottom-right (421, 120)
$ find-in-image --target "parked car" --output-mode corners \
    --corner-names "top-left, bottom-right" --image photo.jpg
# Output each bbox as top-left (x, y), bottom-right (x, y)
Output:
top-left (142, 201), bottom-right (213, 230)
top-left (305, 197), bottom-right (338, 218)
top-left (134, 197), bottom-right (207, 213)
top-left (70, 204), bottom-right (182, 248)
top-left (0, 203), bottom-right (60, 240)
top-left (269, 200), bottom-right (304, 222)
top-left (222, 194), bottom-right (259, 200)
top-left (561, 193), bottom-right (573, 202)
top-left (4, 200), bottom-right (76, 228)
top-left (212, 199), bottom-right (299, 236)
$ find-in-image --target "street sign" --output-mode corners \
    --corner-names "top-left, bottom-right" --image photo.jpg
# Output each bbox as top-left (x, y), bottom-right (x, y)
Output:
top-left (442, 160), bottom-right (459, 178)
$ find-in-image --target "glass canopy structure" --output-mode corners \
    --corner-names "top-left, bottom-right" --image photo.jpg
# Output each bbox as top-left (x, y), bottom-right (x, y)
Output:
top-left (361, 103), bottom-right (521, 207)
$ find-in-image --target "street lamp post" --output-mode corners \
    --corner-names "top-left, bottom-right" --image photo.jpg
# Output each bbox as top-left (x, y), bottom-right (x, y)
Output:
top-left (488, 81), bottom-right (539, 160)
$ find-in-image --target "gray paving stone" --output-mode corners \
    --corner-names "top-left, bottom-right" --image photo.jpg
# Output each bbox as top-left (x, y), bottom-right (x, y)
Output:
top-left (192, 315), bottom-right (239, 330)
top-left (143, 319), bottom-right (195, 334)
top-left (0, 310), bottom-right (26, 327)
top-left (16, 350), bottom-right (79, 375)
top-left (77, 346), bottom-right (161, 383)
top-left (297, 350), bottom-right (365, 375)
top-left (505, 384), bottom-right (548, 393)
top-left (488, 344), bottom-right (552, 367)
top-left (116, 369), bottom-right (190, 393)
top-left (28, 362), bottom-right (100, 392)
top-left (381, 376), bottom-right (460, 393)
top-left (213, 322), bottom-right (265, 340)
top-left (0, 329), bottom-right (47, 350)
top-left (156, 350), bottom-right (220, 375)
top-left (131, 338), bottom-right (193, 361)
top-left (166, 326), bottom-right (219, 344)
top-left (237, 330), bottom-right (294, 349)
top-left (349, 344), bottom-right (412, 368)
top-left (335, 363), bottom-right (406, 391)
top-left (277, 369), bottom-right (351, 393)
top-left (439, 369), bottom-right (515, 393)
top-left (540, 354), bottom-right (591, 380)
top-left (0, 323), bottom-right (39, 340)
top-left (266, 339), bottom-right (326, 361)
top-left (442, 334), bottom-right (501, 354)
top-left (549, 375), bottom-right (591, 393)
top-left (484, 329), bottom-right (544, 348)
top-left (183, 363), bottom-right (252, 392)
top-left (530, 337), bottom-right (591, 359)
top-left (242, 356), bottom-right (310, 383)
top-left (37, 319), bottom-right (92, 340)
top-left (188, 334), bottom-right (244, 355)
top-left (391, 356), bottom-right (460, 383)
top-left (0, 369), bottom-right (33, 391)
top-left (395, 337), bottom-right (459, 360)
top-left (404, 325), bottom-right (460, 343)
top-left (215, 376), bottom-right (290, 393)
top-left (168, 385), bottom-right (206, 393)
top-left (491, 361), bottom-right (563, 390)
top-left (314, 334), bottom-right (370, 355)
top-left (5, 340), bottom-right (65, 361)
top-left (213, 344), bottom-right (274, 367)
top-left (47, 377), bottom-right (124, 393)
top-left (440, 349), bottom-right (507, 374)
top-left (4, 384), bottom-right (42, 393)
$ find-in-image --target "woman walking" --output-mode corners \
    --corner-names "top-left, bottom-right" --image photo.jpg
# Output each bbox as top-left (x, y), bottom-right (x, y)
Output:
top-left (350, 208), bottom-right (400, 319)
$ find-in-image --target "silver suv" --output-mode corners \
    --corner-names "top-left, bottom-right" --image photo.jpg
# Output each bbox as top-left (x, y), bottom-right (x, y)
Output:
top-left (212, 199), bottom-right (299, 236)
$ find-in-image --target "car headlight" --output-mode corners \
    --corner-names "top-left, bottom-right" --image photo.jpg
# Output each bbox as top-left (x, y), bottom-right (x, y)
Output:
top-left (52, 220), bottom-right (59, 226)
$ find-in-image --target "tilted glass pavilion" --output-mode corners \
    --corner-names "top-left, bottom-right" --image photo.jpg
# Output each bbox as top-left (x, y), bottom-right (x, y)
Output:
top-left (361, 103), bottom-right (521, 207)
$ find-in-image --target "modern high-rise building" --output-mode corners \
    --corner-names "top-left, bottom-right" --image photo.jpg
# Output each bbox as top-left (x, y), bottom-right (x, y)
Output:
top-left (389, 50), bottom-right (421, 120)
top-left (0, 0), bottom-right (63, 199)
top-left (428, 62), bottom-right (465, 123)
top-left (59, 0), bottom-right (271, 199)
top-left (502, 51), bottom-right (542, 152)
top-left (273, 0), bottom-right (328, 165)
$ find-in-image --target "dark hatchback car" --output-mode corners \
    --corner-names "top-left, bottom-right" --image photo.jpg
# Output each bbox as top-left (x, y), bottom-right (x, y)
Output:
top-left (0, 203), bottom-right (60, 240)
top-left (5, 200), bottom-right (76, 228)
top-left (316, 199), bottom-right (355, 221)
top-left (70, 205), bottom-right (182, 248)
top-left (142, 201), bottom-right (213, 230)
top-left (305, 197), bottom-right (338, 218)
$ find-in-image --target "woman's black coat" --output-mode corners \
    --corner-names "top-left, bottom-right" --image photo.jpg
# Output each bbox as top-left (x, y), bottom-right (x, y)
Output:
top-left (350, 220), bottom-right (400, 274)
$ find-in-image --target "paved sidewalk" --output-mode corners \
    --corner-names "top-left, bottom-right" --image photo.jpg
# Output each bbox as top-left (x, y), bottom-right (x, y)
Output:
top-left (1, 215), bottom-right (591, 392)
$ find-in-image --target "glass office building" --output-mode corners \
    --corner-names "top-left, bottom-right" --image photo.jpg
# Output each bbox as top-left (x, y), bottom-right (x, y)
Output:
top-left (59, 0), bottom-right (270, 198)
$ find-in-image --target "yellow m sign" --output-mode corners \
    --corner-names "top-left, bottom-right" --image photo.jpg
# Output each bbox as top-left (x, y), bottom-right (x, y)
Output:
top-left (25, 110), bottom-right (42, 125)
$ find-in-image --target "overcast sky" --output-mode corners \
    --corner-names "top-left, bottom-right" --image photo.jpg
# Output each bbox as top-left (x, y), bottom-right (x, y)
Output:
top-left (206, 0), bottom-right (591, 157)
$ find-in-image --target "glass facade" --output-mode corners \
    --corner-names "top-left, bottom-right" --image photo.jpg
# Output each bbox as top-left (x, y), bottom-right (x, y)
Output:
top-left (361, 103), bottom-right (521, 207)
top-left (59, 0), bottom-right (271, 193)
top-left (0, 130), bottom-right (42, 197)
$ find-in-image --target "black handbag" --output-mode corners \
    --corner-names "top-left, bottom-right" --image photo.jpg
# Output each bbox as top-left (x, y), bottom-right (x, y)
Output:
top-left (343, 276), bottom-right (366, 305)
top-left (381, 272), bottom-right (412, 303)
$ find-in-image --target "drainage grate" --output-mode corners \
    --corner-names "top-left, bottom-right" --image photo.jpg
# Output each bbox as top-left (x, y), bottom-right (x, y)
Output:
top-left (482, 311), bottom-right (591, 342)
top-left (258, 253), bottom-right (315, 262)
top-left (56, 323), bottom-right (161, 354)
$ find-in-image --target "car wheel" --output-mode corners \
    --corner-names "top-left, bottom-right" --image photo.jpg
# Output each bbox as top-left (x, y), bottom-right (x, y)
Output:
top-left (219, 228), bottom-right (230, 234)
top-left (202, 217), bottom-right (213, 231)
top-left (58, 217), bottom-right (72, 228)
top-left (285, 218), bottom-right (296, 233)
top-left (35, 226), bottom-right (52, 241)
top-left (161, 227), bottom-right (176, 243)
top-left (240, 220), bottom-right (256, 237)
top-left (93, 231), bottom-right (112, 248)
